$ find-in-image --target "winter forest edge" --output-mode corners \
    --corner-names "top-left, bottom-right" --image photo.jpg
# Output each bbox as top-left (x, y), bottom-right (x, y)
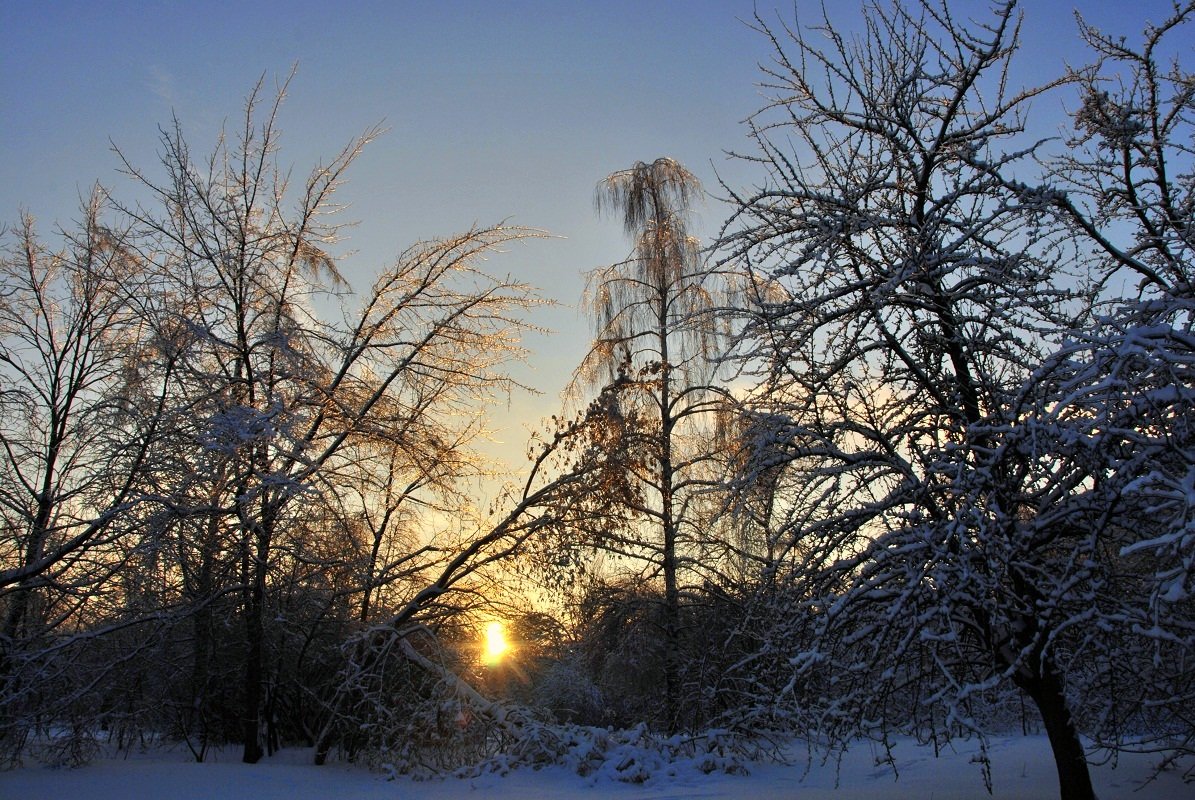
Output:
top-left (1, 3), bottom-right (1193, 800)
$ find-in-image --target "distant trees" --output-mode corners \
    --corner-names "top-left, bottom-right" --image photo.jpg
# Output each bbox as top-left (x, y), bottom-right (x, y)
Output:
top-left (720, 2), bottom-right (1194, 799)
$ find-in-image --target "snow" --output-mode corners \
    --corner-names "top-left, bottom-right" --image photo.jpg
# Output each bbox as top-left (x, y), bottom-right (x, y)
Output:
top-left (3, 736), bottom-right (1191, 800)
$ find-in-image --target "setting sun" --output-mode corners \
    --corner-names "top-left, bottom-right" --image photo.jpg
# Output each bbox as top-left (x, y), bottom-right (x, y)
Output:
top-left (481, 621), bottom-right (510, 666)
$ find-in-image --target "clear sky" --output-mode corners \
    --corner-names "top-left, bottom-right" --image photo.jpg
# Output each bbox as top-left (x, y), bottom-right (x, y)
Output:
top-left (0, 0), bottom-right (1178, 479)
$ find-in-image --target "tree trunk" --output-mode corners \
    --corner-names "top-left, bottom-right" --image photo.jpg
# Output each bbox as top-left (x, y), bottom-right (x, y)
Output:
top-left (1016, 658), bottom-right (1095, 800)
top-left (188, 599), bottom-right (212, 761)
top-left (241, 581), bottom-right (265, 763)
top-left (241, 520), bottom-right (271, 764)
top-left (661, 516), bottom-right (680, 733)
top-left (0, 514), bottom-right (50, 722)
top-left (657, 250), bottom-right (681, 735)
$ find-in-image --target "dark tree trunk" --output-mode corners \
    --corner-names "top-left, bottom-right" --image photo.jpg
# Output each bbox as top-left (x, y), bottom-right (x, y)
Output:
top-left (657, 269), bottom-right (681, 736)
top-left (241, 518), bottom-right (271, 764)
top-left (661, 524), bottom-right (680, 733)
top-left (1016, 658), bottom-right (1095, 800)
top-left (241, 580), bottom-right (265, 763)
top-left (188, 599), bottom-right (212, 761)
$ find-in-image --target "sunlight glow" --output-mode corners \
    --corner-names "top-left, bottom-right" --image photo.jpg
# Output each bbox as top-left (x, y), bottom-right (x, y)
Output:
top-left (481, 620), bottom-right (510, 666)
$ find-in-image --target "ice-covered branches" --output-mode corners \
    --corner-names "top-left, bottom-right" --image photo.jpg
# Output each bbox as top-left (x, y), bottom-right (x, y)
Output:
top-left (719, 3), bottom-right (1195, 799)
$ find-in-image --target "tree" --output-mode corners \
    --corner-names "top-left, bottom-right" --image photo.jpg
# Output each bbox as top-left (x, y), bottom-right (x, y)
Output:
top-left (3, 74), bottom-right (655, 772)
top-left (548, 158), bottom-right (737, 732)
top-left (1009, 0), bottom-right (1195, 775)
top-left (110, 75), bottom-right (544, 763)
top-left (308, 417), bottom-right (623, 766)
top-left (715, 2), bottom-right (1154, 798)
top-left (0, 197), bottom-right (172, 756)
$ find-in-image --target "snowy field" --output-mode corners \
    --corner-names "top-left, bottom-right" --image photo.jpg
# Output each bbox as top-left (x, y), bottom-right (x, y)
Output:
top-left (3, 735), bottom-right (1192, 800)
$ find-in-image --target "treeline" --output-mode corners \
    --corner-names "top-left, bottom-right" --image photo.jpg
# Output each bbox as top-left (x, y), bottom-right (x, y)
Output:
top-left (2, 3), bottom-right (1193, 799)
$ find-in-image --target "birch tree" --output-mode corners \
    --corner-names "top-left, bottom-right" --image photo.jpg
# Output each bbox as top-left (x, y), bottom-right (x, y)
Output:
top-left (546, 158), bottom-right (739, 732)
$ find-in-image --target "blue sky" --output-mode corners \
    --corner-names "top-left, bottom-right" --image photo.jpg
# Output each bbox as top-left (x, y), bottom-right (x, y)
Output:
top-left (0, 0), bottom-right (1178, 474)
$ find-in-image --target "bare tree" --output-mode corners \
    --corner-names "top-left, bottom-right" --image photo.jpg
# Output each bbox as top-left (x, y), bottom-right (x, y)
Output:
top-left (540, 158), bottom-right (739, 732)
top-left (1051, 3), bottom-right (1195, 299)
top-left (717, 2), bottom-right (1139, 798)
top-left (0, 197), bottom-right (171, 756)
top-left (111, 75), bottom-right (544, 763)
top-left (309, 414), bottom-right (620, 765)
top-left (1009, 0), bottom-right (1195, 777)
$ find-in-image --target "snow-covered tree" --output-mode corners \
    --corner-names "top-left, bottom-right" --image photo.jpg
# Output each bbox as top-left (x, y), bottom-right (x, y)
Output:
top-left (1004, 0), bottom-right (1195, 776)
top-left (714, 2), bottom-right (1193, 798)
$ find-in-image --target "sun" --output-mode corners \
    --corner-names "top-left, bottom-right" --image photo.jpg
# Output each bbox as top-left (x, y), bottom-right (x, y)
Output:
top-left (481, 620), bottom-right (510, 666)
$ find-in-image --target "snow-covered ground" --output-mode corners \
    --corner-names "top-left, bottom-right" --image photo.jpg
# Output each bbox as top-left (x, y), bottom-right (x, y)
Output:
top-left (3, 735), bottom-right (1191, 799)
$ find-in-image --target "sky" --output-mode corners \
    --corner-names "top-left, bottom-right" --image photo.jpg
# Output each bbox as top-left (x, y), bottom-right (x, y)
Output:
top-left (0, 0), bottom-right (1179, 479)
